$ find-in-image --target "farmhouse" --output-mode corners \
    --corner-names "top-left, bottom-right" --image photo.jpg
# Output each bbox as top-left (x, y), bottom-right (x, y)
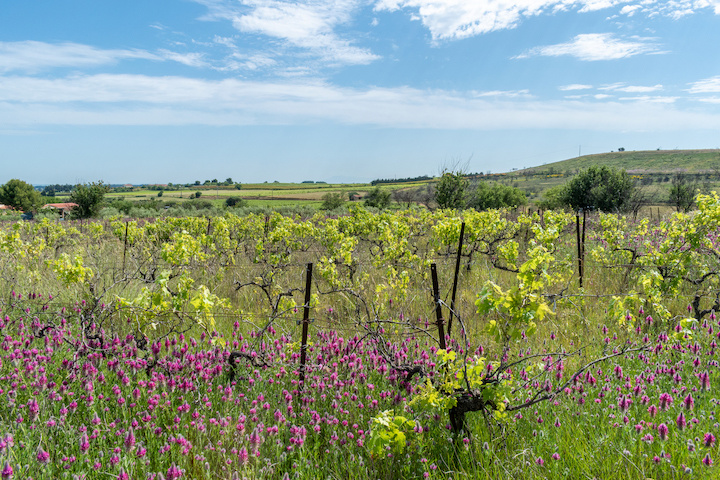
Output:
top-left (42, 202), bottom-right (79, 219)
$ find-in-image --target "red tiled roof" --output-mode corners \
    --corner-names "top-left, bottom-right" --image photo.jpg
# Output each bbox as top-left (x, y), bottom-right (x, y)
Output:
top-left (42, 203), bottom-right (79, 210)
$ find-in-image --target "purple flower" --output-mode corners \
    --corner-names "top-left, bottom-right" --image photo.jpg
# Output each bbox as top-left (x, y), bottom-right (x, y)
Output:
top-left (535, 457), bottom-right (544, 466)
top-left (658, 423), bottom-right (669, 441)
top-left (36, 448), bottom-right (50, 464)
top-left (700, 371), bottom-right (711, 391)
top-left (124, 428), bottom-right (136, 451)
top-left (79, 433), bottom-right (90, 453)
top-left (167, 463), bottom-right (183, 479)
top-left (238, 447), bottom-right (249, 466)
top-left (659, 393), bottom-right (673, 410)
top-left (683, 393), bottom-right (695, 411)
top-left (703, 453), bottom-right (713, 467)
top-left (1, 462), bottom-right (12, 479)
top-left (677, 412), bottom-right (687, 431)
top-left (704, 433), bottom-right (716, 448)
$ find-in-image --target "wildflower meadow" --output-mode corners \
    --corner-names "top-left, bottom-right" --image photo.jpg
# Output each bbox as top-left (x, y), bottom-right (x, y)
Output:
top-left (1, 199), bottom-right (719, 479)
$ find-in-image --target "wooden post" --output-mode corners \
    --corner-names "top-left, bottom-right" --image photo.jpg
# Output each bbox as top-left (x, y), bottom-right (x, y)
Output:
top-left (298, 263), bottom-right (313, 387)
top-left (581, 209), bottom-right (587, 271)
top-left (448, 222), bottom-right (465, 337)
top-left (576, 210), bottom-right (584, 288)
top-left (431, 263), bottom-right (447, 350)
top-left (122, 221), bottom-right (129, 275)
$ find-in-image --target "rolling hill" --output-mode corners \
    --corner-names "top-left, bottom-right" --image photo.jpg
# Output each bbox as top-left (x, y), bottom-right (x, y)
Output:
top-left (524, 149), bottom-right (720, 175)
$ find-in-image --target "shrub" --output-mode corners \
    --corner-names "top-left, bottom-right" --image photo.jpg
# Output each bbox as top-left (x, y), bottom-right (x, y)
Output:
top-left (560, 166), bottom-right (634, 212)
top-left (364, 187), bottom-right (391, 209)
top-left (466, 182), bottom-right (526, 211)
top-left (225, 197), bottom-right (247, 208)
top-left (321, 192), bottom-right (345, 210)
top-left (435, 171), bottom-right (467, 209)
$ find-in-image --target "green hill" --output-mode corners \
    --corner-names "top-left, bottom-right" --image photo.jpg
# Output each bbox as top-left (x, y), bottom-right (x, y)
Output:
top-left (525, 149), bottom-right (720, 174)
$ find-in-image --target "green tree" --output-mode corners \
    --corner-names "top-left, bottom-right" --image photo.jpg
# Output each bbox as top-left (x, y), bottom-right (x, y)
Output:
top-left (669, 174), bottom-right (698, 212)
top-left (225, 197), bottom-right (246, 208)
top-left (321, 192), bottom-right (344, 210)
top-left (157, 191), bottom-right (164, 197)
top-left (435, 171), bottom-right (467, 209)
top-left (560, 166), bottom-right (635, 212)
top-left (364, 187), bottom-right (391, 209)
top-left (466, 182), bottom-right (526, 211)
top-left (0, 179), bottom-right (42, 212)
top-left (195, 191), bottom-right (202, 198)
top-left (70, 181), bottom-right (109, 218)
top-left (537, 184), bottom-right (568, 211)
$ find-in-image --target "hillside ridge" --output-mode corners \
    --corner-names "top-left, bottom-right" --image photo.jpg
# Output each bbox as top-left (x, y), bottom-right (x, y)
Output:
top-left (523, 149), bottom-right (720, 174)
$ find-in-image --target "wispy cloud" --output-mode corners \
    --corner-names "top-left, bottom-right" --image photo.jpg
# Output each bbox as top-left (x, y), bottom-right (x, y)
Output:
top-left (688, 76), bottom-right (720, 94)
top-left (194, 0), bottom-right (378, 66)
top-left (373, 1), bottom-right (720, 40)
top-left (1, 72), bottom-right (719, 132)
top-left (600, 83), bottom-right (664, 92)
top-left (515, 33), bottom-right (662, 61)
top-left (471, 89), bottom-right (533, 98)
top-left (0, 41), bottom-right (212, 73)
top-left (0, 41), bottom-right (158, 73)
top-left (559, 84), bottom-right (593, 91)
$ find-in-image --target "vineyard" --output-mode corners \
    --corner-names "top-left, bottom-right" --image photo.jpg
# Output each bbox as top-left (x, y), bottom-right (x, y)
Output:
top-left (1, 198), bottom-right (720, 479)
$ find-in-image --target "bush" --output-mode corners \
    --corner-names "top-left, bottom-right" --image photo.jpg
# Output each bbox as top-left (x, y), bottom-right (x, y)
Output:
top-left (225, 197), bottom-right (247, 208)
top-left (435, 171), bottom-right (467, 209)
top-left (466, 182), bottom-right (526, 211)
top-left (70, 181), bottom-right (109, 219)
top-left (669, 174), bottom-right (699, 212)
top-left (537, 185), bottom-right (568, 211)
top-left (559, 166), bottom-right (635, 212)
top-left (321, 192), bottom-right (344, 210)
top-left (364, 187), bottom-right (391, 209)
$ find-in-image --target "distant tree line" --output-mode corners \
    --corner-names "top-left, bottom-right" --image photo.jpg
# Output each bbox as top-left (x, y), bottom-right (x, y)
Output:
top-left (370, 175), bottom-right (432, 186)
top-left (41, 184), bottom-right (75, 196)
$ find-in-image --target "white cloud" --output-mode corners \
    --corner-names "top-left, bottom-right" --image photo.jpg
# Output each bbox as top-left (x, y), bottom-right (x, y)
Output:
top-left (471, 89), bottom-right (533, 98)
top-left (373, 1), bottom-right (720, 40)
top-left (194, 0), bottom-right (379, 65)
top-left (600, 83), bottom-right (663, 92)
top-left (559, 84), bottom-right (593, 91)
top-left (617, 95), bottom-right (677, 103)
top-left (0, 41), bottom-right (214, 73)
top-left (1, 72), bottom-right (720, 133)
top-left (688, 76), bottom-right (720, 94)
top-left (619, 4), bottom-right (642, 15)
top-left (515, 33), bottom-right (662, 60)
top-left (0, 41), bottom-right (158, 73)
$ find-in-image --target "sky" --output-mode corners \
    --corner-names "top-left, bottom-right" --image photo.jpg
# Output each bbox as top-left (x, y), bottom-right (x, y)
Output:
top-left (2, 1), bottom-right (720, 184)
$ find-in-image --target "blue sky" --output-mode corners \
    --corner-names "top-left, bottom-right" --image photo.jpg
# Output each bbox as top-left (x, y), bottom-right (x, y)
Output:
top-left (2, 0), bottom-right (720, 184)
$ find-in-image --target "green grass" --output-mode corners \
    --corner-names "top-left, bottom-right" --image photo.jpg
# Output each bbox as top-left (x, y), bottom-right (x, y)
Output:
top-left (526, 149), bottom-right (720, 174)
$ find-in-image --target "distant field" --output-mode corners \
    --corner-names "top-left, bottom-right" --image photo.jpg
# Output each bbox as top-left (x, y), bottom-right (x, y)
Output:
top-left (103, 181), bottom-right (431, 205)
top-left (56, 150), bottom-right (720, 211)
